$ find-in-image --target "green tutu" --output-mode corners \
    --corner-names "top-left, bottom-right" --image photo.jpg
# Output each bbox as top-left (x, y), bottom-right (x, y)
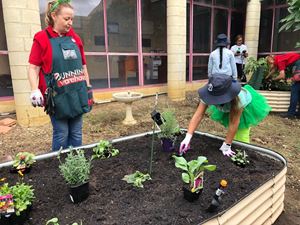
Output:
top-left (207, 85), bottom-right (271, 129)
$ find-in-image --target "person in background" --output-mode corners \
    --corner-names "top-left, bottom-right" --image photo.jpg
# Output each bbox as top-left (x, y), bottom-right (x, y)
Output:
top-left (208, 33), bottom-right (238, 81)
top-left (179, 75), bottom-right (271, 157)
top-left (266, 53), bottom-right (300, 119)
top-left (28, 0), bottom-right (93, 151)
top-left (230, 35), bottom-right (248, 82)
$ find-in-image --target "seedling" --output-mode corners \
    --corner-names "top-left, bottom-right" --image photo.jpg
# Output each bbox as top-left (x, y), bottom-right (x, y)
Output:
top-left (0, 182), bottom-right (34, 216)
top-left (173, 155), bottom-right (216, 193)
top-left (12, 152), bottom-right (36, 172)
top-left (92, 140), bottom-right (119, 160)
top-left (231, 149), bottom-right (250, 167)
top-left (122, 171), bottom-right (151, 188)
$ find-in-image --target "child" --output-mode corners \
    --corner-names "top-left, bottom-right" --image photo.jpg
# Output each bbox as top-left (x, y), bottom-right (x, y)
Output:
top-left (179, 75), bottom-right (271, 156)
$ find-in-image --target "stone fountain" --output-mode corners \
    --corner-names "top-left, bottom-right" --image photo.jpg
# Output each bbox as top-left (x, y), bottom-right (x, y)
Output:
top-left (112, 91), bottom-right (143, 125)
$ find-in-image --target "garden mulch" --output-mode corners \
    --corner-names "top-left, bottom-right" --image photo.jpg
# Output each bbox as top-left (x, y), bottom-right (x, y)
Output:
top-left (0, 133), bottom-right (284, 225)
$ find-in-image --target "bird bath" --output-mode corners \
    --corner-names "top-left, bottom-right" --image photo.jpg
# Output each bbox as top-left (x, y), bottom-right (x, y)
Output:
top-left (112, 91), bottom-right (143, 125)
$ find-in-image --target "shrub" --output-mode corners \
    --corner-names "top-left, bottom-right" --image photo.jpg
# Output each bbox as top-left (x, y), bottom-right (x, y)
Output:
top-left (58, 149), bottom-right (91, 186)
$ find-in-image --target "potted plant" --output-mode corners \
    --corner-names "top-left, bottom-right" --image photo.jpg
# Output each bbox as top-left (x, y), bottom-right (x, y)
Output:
top-left (231, 149), bottom-right (250, 168)
top-left (0, 182), bottom-right (35, 225)
top-left (92, 140), bottom-right (119, 160)
top-left (10, 152), bottom-right (36, 174)
top-left (122, 171), bottom-right (151, 188)
top-left (58, 149), bottom-right (91, 203)
top-left (157, 110), bottom-right (181, 152)
top-left (173, 155), bottom-right (216, 202)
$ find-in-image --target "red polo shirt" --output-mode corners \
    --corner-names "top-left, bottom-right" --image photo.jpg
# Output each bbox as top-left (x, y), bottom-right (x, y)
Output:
top-left (274, 52), bottom-right (300, 71)
top-left (28, 26), bottom-right (86, 95)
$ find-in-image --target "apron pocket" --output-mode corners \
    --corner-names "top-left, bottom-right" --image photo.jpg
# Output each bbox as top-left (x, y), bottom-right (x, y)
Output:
top-left (53, 90), bottom-right (84, 119)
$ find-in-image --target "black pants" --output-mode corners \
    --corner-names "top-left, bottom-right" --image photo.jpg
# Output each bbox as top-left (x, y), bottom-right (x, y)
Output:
top-left (236, 63), bottom-right (247, 82)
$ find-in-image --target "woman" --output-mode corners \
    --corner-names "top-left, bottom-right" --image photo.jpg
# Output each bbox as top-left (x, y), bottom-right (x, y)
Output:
top-left (208, 33), bottom-right (237, 81)
top-left (266, 53), bottom-right (300, 119)
top-left (28, 0), bottom-right (93, 151)
top-left (179, 75), bottom-right (271, 156)
top-left (230, 35), bottom-right (248, 82)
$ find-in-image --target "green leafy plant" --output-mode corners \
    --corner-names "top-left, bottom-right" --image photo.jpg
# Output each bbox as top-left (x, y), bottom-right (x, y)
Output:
top-left (157, 110), bottom-right (181, 141)
top-left (13, 152), bottom-right (36, 170)
top-left (231, 149), bottom-right (250, 167)
top-left (173, 155), bottom-right (216, 192)
top-left (122, 171), bottom-right (151, 188)
top-left (246, 57), bottom-right (292, 91)
top-left (0, 182), bottom-right (34, 216)
top-left (46, 217), bottom-right (82, 225)
top-left (244, 57), bottom-right (268, 76)
top-left (58, 149), bottom-right (91, 186)
top-left (92, 140), bottom-right (119, 160)
top-left (279, 0), bottom-right (300, 48)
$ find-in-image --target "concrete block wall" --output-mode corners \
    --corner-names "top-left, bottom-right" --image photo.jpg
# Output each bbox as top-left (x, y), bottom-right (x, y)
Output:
top-left (2, 0), bottom-right (49, 126)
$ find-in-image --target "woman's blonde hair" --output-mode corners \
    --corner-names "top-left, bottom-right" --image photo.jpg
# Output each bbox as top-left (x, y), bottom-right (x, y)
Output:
top-left (266, 55), bottom-right (274, 65)
top-left (45, 1), bottom-right (73, 26)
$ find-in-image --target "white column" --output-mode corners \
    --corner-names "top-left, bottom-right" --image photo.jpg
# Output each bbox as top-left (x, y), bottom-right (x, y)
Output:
top-left (167, 0), bottom-right (187, 101)
top-left (244, 0), bottom-right (262, 59)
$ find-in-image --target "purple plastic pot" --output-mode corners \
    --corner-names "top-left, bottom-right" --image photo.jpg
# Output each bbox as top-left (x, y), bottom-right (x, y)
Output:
top-left (160, 138), bottom-right (175, 152)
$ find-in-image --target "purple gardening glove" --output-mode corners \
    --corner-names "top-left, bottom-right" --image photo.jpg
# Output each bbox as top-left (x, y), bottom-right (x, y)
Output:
top-left (179, 133), bottom-right (192, 155)
top-left (30, 89), bottom-right (44, 107)
top-left (219, 142), bottom-right (235, 157)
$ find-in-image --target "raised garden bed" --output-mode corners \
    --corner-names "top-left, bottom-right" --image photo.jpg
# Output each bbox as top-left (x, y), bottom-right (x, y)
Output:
top-left (0, 131), bottom-right (286, 225)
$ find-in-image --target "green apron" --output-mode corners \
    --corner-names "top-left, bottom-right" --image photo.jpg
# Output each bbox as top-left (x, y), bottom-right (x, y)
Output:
top-left (44, 31), bottom-right (89, 119)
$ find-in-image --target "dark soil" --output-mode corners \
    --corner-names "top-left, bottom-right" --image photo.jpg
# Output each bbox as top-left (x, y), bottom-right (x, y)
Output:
top-left (0, 133), bottom-right (284, 225)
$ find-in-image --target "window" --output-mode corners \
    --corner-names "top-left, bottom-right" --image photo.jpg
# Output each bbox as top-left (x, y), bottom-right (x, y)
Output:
top-left (193, 5), bottom-right (211, 53)
top-left (0, 1), bottom-right (13, 97)
top-left (107, 0), bottom-right (137, 52)
top-left (258, 2), bottom-right (298, 54)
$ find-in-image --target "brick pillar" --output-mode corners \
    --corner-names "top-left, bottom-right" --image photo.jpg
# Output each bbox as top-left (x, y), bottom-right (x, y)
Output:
top-left (244, 0), bottom-right (261, 59)
top-left (2, 0), bottom-right (49, 126)
top-left (167, 0), bottom-right (186, 101)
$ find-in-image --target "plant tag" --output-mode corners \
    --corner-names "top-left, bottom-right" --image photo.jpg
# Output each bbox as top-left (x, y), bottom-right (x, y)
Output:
top-left (69, 194), bottom-right (74, 203)
top-left (192, 171), bottom-right (204, 193)
top-left (0, 194), bottom-right (15, 215)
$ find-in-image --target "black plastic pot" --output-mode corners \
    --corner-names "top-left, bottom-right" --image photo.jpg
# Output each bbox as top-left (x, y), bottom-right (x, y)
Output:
top-left (69, 182), bottom-right (89, 204)
top-left (0, 206), bottom-right (32, 225)
top-left (160, 138), bottom-right (175, 152)
top-left (182, 187), bottom-right (202, 202)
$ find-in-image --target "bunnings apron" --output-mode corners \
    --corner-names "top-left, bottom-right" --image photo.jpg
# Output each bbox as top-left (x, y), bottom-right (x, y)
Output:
top-left (44, 30), bottom-right (89, 119)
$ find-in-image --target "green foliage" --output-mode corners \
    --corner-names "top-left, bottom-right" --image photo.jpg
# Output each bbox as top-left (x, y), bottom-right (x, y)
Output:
top-left (13, 152), bottom-right (36, 169)
top-left (58, 149), bottom-right (91, 186)
top-left (92, 140), bottom-right (119, 160)
top-left (0, 182), bottom-right (35, 216)
top-left (246, 57), bottom-right (292, 91)
top-left (46, 217), bottom-right (82, 225)
top-left (231, 149), bottom-right (250, 167)
top-left (122, 171), bottom-right (151, 188)
top-left (157, 110), bottom-right (181, 141)
top-left (279, 0), bottom-right (300, 48)
top-left (244, 57), bottom-right (268, 76)
top-left (173, 155), bottom-right (216, 188)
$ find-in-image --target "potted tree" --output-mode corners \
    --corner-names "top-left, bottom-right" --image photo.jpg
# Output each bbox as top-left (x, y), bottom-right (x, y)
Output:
top-left (58, 149), bottom-right (91, 204)
top-left (10, 152), bottom-right (36, 174)
top-left (157, 110), bottom-right (181, 152)
top-left (0, 182), bottom-right (35, 225)
top-left (173, 155), bottom-right (216, 202)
